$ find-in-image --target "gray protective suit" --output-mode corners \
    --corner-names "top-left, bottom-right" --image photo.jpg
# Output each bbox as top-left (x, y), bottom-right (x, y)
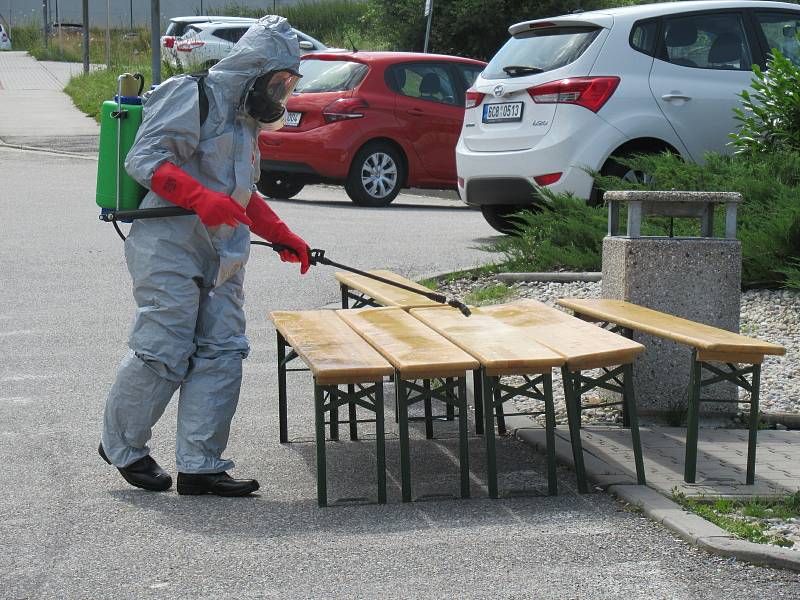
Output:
top-left (102, 16), bottom-right (301, 473)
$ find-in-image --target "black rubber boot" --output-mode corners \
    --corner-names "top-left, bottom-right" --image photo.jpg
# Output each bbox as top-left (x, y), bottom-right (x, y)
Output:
top-left (99, 444), bottom-right (173, 492)
top-left (177, 472), bottom-right (260, 497)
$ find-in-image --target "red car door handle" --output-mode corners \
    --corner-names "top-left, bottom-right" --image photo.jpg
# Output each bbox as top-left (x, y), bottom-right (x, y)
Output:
top-left (406, 107), bottom-right (425, 116)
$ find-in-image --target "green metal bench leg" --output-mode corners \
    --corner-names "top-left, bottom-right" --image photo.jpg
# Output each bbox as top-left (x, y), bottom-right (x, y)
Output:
top-left (348, 384), bottom-right (358, 441)
top-left (684, 354), bottom-right (702, 484)
top-left (747, 364), bottom-right (761, 485)
top-left (277, 332), bottom-right (289, 444)
top-left (457, 376), bottom-right (470, 499)
top-left (446, 378), bottom-right (455, 420)
top-left (396, 376), bottom-right (412, 502)
top-left (329, 387), bottom-right (339, 441)
top-left (482, 369), bottom-right (498, 499)
top-left (543, 372), bottom-right (558, 496)
top-left (623, 363), bottom-right (646, 485)
top-left (424, 379), bottom-right (434, 439)
top-left (314, 383), bottom-right (327, 507)
top-left (494, 382), bottom-right (506, 436)
top-left (473, 369), bottom-right (484, 435)
top-left (562, 367), bottom-right (588, 494)
top-left (374, 381), bottom-right (387, 503)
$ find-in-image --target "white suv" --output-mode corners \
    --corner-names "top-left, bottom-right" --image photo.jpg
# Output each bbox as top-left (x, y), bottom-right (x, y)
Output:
top-left (456, 1), bottom-right (800, 232)
top-left (161, 16), bottom-right (258, 68)
top-left (170, 21), bottom-right (330, 71)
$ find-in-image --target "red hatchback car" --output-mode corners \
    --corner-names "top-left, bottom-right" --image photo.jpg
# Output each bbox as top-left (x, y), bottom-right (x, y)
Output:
top-left (257, 51), bottom-right (486, 206)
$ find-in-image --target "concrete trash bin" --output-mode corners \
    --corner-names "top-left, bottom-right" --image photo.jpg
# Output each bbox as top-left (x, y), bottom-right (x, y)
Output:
top-left (601, 190), bottom-right (743, 420)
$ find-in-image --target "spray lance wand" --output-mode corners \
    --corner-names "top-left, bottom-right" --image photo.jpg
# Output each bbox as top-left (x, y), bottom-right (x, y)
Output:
top-left (101, 206), bottom-right (473, 317)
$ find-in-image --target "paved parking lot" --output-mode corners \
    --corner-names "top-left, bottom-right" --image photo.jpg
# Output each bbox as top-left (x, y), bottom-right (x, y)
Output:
top-left (2, 145), bottom-right (800, 598)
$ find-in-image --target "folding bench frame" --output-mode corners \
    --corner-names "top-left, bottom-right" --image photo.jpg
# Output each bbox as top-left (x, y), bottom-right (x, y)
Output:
top-left (276, 331), bottom-right (387, 507)
top-left (479, 368), bottom-right (558, 498)
top-left (589, 319), bottom-right (763, 485)
top-left (685, 351), bottom-right (761, 484)
top-left (394, 374), bottom-right (470, 502)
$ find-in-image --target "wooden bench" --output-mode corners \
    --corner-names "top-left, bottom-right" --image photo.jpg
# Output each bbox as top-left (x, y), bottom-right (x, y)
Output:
top-left (337, 270), bottom-right (442, 310)
top-left (338, 307), bottom-right (480, 502)
top-left (270, 310), bottom-right (394, 507)
top-left (557, 298), bottom-right (786, 485)
top-left (411, 306), bottom-right (565, 497)
top-left (478, 299), bottom-right (647, 493)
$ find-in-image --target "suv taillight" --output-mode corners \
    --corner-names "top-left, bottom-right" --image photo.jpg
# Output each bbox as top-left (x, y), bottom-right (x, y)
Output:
top-left (527, 77), bottom-right (620, 113)
top-left (176, 40), bottom-right (204, 52)
top-left (322, 98), bottom-right (368, 123)
top-left (465, 90), bottom-right (485, 109)
top-left (164, 36), bottom-right (175, 48)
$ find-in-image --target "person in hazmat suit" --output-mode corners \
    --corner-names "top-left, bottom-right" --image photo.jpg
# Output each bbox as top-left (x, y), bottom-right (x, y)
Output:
top-left (99, 16), bottom-right (310, 497)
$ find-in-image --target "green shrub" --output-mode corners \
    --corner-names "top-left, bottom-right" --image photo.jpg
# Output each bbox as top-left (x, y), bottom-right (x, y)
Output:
top-left (493, 151), bottom-right (800, 289)
top-left (489, 188), bottom-right (607, 272)
top-left (731, 49), bottom-right (800, 154)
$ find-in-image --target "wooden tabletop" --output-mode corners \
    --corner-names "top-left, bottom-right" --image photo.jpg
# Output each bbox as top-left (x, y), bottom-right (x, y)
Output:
top-left (270, 310), bottom-right (393, 385)
top-left (337, 307), bottom-right (480, 379)
top-left (410, 307), bottom-right (565, 376)
top-left (478, 299), bottom-right (645, 371)
top-left (336, 270), bottom-right (442, 309)
top-left (558, 298), bottom-right (786, 357)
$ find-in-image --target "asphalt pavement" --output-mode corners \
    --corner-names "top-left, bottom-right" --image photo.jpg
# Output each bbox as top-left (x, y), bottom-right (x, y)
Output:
top-left (1, 53), bottom-right (799, 599)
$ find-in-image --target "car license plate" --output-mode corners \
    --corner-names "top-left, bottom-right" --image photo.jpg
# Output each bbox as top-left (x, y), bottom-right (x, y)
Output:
top-left (284, 111), bottom-right (302, 127)
top-left (483, 102), bottom-right (523, 123)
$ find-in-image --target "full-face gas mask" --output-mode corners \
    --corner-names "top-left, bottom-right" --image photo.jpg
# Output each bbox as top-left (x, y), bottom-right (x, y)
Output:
top-left (245, 69), bottom-right (301, 130)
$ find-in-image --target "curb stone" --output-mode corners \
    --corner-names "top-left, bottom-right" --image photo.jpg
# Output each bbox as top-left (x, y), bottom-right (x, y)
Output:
top-left (478, 397), bottom-right (800, 571)
top-left (609, 484), bottom-right (800, 571)
top-left (497, 272), bottom-right (602, 283)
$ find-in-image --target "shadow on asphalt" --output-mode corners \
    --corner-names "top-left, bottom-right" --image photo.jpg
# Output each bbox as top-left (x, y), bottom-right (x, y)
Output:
top-left (103, 411), bottom-right (587, 542)
top-left (267, 196), bottom-right (475, 212)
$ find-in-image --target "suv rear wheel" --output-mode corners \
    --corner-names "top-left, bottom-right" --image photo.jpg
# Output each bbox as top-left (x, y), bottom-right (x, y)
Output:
top-left (345, 142), bottom-right (405, 207)
top-left (256, 172), bottom-right (305, 199)
top-left (480, 204), bottom-right (532, 234)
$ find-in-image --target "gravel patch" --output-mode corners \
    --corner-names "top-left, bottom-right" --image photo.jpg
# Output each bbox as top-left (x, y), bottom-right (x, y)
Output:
top-left (438, 277), bottom-right (800, 420)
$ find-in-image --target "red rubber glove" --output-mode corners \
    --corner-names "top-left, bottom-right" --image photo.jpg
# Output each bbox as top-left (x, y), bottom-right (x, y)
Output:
top-left (247, 193), bottom-right (311, 274)
top-left (151, 162), bottom-right (253, 228)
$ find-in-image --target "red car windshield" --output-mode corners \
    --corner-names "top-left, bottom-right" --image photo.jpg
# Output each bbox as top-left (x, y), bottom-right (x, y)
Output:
top-left (295, 59), bottom-right (369, 93)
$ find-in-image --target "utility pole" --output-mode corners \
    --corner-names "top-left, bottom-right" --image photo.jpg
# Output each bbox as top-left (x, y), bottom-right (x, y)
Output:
top-left (423, 0), bottom-right (434, 53)
top-left (130, 0), bottom-right (134, 29)
top-left (105, 0), bottom-right (111, 68)
top-left (82, 0), bottom-right (89, 73)
top-left (151, 0), bottom-right (161, 85)
top-left (41, 0), bottom-right (47, 49)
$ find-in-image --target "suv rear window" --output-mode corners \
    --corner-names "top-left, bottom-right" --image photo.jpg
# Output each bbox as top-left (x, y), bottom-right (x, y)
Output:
top-left (165, 22), bottom-right (191, 37)
top-left (482, 26), bottom-right (601, 80)
top-left (295, 60), bottom-right (368, 93)
top-left (212, 27), bottom-right (248, 43)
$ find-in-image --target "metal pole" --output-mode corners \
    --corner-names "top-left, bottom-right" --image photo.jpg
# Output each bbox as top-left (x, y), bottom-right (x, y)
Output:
top-left (105, 0), bottom-right (111, 68)
top-left (41, 0), bottom-right (47, 49)
top-left (56, 0), bottom-right (61, 55)
top-left (82, 0), bottom-right (88, 72)
top-left (423, 0), bottom-right (434, 53)
top-left (150, 0), bottom-right (161, 85)
top-left (130, 0), bottom-right (133, 29)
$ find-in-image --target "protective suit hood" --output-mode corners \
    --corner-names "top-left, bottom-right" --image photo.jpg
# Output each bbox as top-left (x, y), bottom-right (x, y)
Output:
top-left (207, 15), bottom-right (301, 109)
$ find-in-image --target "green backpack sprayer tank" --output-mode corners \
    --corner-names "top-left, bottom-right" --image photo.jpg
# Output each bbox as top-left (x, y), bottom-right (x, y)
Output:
top-left (96, 73), bottom-right (146, 211)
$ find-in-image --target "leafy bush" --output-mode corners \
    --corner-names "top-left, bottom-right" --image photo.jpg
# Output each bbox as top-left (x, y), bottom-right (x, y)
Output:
top-left (364, 0), bottom-right (641, 60)
top-left (731, 49), bottom-right (800, 154)
top-left (493, 152), bottom-right (800, 289)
